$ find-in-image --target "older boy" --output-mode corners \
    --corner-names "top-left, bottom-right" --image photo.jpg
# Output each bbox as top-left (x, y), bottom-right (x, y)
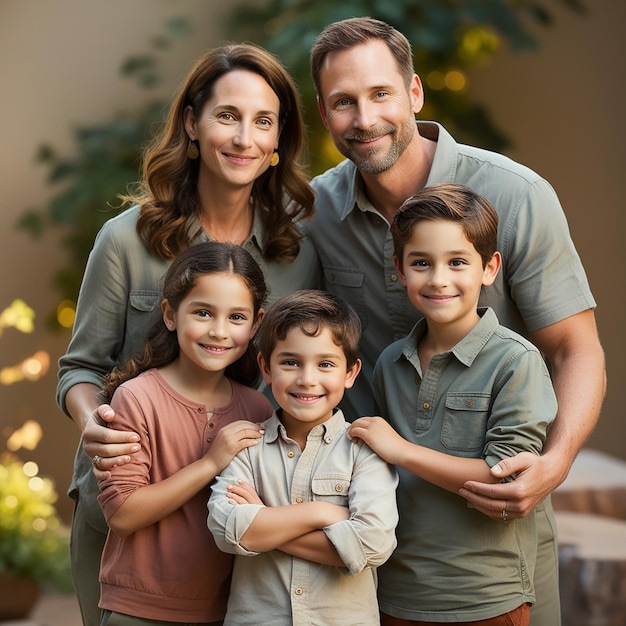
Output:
top-left (208, 290), bottom-right (398, 626)
top-left (349, 184), bottom-right (557, 625)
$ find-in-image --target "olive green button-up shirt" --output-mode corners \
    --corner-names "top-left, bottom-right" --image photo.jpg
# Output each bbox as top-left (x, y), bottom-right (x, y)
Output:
top-left (373, 308), bottom-right (557, 621)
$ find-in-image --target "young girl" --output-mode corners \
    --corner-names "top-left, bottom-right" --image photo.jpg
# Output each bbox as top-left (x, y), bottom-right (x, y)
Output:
top-left (96, 241), bottom-right (273, 626)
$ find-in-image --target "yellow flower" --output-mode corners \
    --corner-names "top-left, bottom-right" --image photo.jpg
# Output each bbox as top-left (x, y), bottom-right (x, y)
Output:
top-left (0, 299), bottom-right (35, 335)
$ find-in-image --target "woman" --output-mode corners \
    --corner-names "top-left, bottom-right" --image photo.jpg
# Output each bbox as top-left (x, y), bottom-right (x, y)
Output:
top-left (56, 43), bottom-right (318, 626)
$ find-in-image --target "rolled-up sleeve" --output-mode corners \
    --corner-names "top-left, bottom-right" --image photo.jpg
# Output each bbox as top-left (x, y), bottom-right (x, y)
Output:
top-left (324, 442), bottom-right (398, 575)
top-left (484, 346), bottom-right (557, 468)
top-left (208, 454), bottom-right (265, 556)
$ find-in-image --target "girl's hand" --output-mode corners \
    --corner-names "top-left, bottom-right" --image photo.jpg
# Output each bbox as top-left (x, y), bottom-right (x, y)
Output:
top-left (226, 479), bottom-right (264, 505)
top-left (205, 420), bottom-right (264, 475)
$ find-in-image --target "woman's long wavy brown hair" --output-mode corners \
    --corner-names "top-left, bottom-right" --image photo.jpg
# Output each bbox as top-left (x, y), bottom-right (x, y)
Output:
top-left (99, 241), bottom-right (268, 403)
top-left (122, 43), bottom-right (314, 262)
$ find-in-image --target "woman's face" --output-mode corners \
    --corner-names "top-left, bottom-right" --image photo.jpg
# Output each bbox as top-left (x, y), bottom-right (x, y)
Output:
top-left (185, 69), bottom-right (281, 191)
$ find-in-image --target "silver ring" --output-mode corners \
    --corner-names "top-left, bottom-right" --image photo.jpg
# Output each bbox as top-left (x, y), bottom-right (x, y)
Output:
top-left (91, 454), bottom-right (102, 470)
top-left (501, 508), bottom-right (508, 522)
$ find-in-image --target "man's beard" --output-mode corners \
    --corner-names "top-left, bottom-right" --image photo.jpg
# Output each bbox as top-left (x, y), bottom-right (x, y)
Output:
top-left (335, 117), bottom-right (415, 174)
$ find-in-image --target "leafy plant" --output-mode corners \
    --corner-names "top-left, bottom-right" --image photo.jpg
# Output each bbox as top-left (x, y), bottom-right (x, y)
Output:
top-left (0, 453), bottom-right (72, 590)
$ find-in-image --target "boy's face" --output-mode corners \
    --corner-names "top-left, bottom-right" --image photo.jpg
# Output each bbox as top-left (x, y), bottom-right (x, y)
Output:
top-left (258, 325), bottom-right (360, 438)
top-left (394, 219), bottom-right (500, 332)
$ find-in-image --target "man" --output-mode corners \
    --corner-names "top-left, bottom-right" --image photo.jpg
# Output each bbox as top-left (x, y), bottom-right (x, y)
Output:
top-left (304, 16), bottom-right (605, 626)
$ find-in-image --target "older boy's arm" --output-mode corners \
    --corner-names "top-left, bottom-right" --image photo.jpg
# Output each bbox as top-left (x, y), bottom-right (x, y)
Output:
top-left (460, 310), bottom-right (606, 520)
top-left (349, 418), bottom-right (496, 493)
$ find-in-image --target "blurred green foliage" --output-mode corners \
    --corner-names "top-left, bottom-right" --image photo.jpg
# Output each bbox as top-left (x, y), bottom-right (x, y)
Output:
top-left (17, 3), bottom-right (586, 329)
top-left (225, 0), bottom-right (586, 174)
top-left (16, 17), bottom-right (190, 329)
top-left (0, 453), bottom-right (72, 590)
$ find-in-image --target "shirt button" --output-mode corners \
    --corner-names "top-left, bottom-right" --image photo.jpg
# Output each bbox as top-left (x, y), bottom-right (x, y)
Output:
top-left (329, 273), bottom-right (336, 282)
top-left (208, 422), bottom-right (215, 429)
top-left (294, 588), bottom-right (303, 596)
top-left (198, 407), bottom-right (204, 413)
top-left (324, 436), bottom-right (332, 444)
top-left (287, 451), bottom-right (295, 458)
top-left (390, 273), bottom-right (398, 282)
top-left (296, 497), bottom-right (303, 504)
top-left (423, 402), bottom-right (430, 410)
top-left (467, 400), bottom-right (474, 407)
top-left (206, 437), bottom-right (213, 443)
top-left (335, 484), bottom-right (343, 492)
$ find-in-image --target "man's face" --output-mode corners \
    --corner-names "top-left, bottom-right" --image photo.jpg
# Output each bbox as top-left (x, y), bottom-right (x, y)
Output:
top-left (317, 39), bottom-right (423, 174)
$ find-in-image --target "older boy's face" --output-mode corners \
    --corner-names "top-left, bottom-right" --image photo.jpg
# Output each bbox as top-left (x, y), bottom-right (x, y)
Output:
top-left (316, 39), bottom-right (423, 175)
top-left (258, 326), bottom-right (359, 441)
top-left (395, 220), bottom-right (499, 335)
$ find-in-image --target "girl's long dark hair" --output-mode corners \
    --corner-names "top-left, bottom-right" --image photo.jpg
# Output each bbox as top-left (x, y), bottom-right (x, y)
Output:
top-left (100, 241), bottom-right (268, 403)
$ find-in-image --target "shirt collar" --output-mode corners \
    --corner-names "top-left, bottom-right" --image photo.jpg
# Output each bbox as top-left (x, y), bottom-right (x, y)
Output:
top-left (401, 307), bottom-right (499, 369)
top-left (186, 207), bottom-right (265, 252)
top-left (422, 121), bottom-right (459, 185)
top-left (263, 408), bottom-right (347, 444)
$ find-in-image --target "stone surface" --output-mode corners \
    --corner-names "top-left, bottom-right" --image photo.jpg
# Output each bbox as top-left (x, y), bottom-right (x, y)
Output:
top-left (557, 511), bottom-right (626, 626)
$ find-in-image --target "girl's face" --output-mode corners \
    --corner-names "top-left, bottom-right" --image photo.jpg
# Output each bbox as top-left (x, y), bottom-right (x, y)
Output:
top-left (163, 272), bottom-right (261, 377)
top-left (184, 69), bottom-right (281, 191)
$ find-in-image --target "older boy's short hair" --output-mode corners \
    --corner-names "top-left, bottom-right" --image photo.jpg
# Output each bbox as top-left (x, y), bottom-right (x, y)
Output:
top-left (391, 183), bottom-right (499, 267)
top-left (259, 290), bottom-right (361, 368)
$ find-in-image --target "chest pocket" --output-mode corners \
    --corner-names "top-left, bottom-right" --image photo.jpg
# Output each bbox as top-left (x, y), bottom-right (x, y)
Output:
top-left (125, 291), bottom-right (162, 357)
top-left (311, 474), bottom-right (351, 506)
top-left (441, 393), bottom-right (491, 453)
top-left (322, 266), bottom-right (367, 328)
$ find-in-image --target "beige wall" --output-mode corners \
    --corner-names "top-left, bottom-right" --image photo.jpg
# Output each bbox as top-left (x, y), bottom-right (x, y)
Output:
top-left (1, 0), bottom-right (623, 524)
top-left (469, 0), bottom-right (624, 462)
top-left (0, 0), bottom-right (236, 522)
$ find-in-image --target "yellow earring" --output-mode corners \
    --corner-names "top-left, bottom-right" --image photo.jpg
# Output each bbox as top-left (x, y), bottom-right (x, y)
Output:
top-left (187, 140), bottom-right (199, 160)
top-left (270, 150), bottom-right (279, 167)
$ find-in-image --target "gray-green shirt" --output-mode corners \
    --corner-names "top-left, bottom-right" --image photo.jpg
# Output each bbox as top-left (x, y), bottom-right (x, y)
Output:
top-left (57, 204), bottom-right (319, 530)
top-left (306, 121), bottom-right (595, 421)
top-left (373, 307), bottom-right (557, 621)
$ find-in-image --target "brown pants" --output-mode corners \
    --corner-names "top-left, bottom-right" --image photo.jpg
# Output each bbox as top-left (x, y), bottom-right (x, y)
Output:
top-left (381, 602), bottom-right (531, 626)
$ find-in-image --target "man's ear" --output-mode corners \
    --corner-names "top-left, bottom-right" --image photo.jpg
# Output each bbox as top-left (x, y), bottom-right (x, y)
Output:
top-left (344, 358), bottom-right (362, 390)
top-left (257, 352), bottom-right (272, 385)
top-left (409, 73), bottom-right (425, 115)
top-left (482, 251), bottom-right (502, 287)
top-left (161, 298), bottom-right (176, 331)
